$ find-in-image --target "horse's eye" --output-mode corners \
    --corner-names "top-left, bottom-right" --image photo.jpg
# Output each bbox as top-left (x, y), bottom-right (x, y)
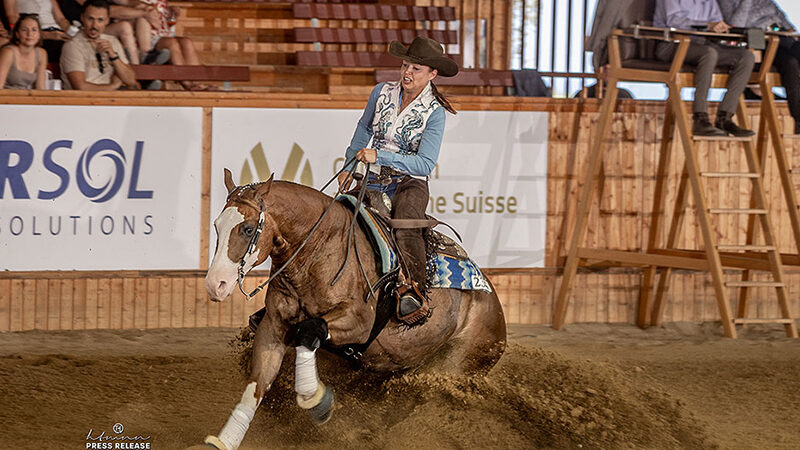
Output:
top-left (241, 224), bottom-right (255, 237)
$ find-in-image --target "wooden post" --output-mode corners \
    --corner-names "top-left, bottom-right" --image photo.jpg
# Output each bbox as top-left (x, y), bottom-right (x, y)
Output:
top-left (459, 0), bottom-right (466, 66)
top-left (759, 38), bottom-right (800, 256)
top-left (735, 97), bottom-right (798, 338)
top-left (638, 99), bottom-right (676, 327)
top-left (474, 0), bottom-right (481, 68)
top-left (200, 107), bottom-right (212, 269)
top-left (668, 85), bottom-right (737, 338)
top-left (737, 106), bottom-right (767, 319)
top-left (651, 163), bottom-right (690, 327)
top-left (552, 36), bottom-right (622, 330)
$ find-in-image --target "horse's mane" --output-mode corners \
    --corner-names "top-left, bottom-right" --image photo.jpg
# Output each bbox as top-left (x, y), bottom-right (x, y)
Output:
top-left (229, 179), bottom-right (337, 212)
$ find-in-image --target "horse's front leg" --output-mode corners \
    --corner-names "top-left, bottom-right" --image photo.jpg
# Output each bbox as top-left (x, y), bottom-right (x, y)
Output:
top-left (204, 308), bottom-right (289, 450)
top-left (292, 303), bottom-right (371, 424)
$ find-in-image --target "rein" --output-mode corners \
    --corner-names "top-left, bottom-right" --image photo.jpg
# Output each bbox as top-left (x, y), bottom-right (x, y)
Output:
top-left (234, 157), bottom-right (360, 300)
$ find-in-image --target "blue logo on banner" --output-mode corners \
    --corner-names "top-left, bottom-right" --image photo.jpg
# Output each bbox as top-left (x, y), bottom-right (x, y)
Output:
top-left (0, 139), bottom-right (153, 202)
top-left (76, 139), bottom-right (126, 203)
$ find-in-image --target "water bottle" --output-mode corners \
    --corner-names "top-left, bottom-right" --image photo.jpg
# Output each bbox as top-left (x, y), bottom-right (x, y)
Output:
top-left (66, 20), bottom-right (81, 38)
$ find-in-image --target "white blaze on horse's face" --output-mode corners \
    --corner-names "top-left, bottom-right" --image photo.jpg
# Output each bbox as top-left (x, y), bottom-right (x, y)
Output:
top-left (205, 206), bottom-right (260, 301)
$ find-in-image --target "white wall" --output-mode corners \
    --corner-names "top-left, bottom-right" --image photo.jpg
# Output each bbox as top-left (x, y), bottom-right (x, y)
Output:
top-left (780, 1), bottom-right (800, 27)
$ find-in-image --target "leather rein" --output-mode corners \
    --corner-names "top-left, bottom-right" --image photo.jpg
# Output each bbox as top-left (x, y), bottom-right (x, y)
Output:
top-left (232, 158), bottom-right (454, 302)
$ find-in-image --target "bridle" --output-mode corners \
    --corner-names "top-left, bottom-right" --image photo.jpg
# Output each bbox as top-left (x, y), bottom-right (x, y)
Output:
top-left (231, 157), bottom-right (362, 300)
top-left (229, 187), bottom-right (266, 300)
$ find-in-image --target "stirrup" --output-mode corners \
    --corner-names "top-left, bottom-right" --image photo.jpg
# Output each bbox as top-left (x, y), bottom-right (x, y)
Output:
top-left (396, 283), bottom-right (429, 325)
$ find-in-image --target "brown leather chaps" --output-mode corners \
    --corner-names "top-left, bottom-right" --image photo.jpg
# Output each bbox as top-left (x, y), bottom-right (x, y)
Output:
top-left (392, 177), bottom-right (429, 288)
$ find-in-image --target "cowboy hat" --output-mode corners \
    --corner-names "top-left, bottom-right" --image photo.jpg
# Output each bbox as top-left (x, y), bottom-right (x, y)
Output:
top-left (388, 36), bottom-right (459, 77)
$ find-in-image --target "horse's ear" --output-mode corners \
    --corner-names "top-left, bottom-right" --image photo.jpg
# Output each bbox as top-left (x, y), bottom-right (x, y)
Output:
top-left (224, 168), bottom-right (236, 194)
top-left (256, 173), bottom-right (274, 201)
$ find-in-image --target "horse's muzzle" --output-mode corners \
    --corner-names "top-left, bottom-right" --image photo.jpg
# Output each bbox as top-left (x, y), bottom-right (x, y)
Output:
top-left (205, 273), bottom-right (233, 302)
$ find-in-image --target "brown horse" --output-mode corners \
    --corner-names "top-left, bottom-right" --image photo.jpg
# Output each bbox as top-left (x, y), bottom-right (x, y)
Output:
top-left (199, 169), bottom-right (506, 450)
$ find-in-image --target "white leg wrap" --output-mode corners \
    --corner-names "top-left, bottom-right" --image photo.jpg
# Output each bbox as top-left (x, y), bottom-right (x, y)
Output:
top-left (214, 381), bottom-right (260, 450)
top-left (295, 345), bottom-right (320, 399)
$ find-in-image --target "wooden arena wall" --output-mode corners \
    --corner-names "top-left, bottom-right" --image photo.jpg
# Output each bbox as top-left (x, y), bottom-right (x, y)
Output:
top-left (2, 92), bottom-right (800, 331)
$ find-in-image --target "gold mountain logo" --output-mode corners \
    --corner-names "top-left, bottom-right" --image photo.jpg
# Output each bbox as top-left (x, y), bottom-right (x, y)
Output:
top-left (239, 142), bottom-right (313, 186)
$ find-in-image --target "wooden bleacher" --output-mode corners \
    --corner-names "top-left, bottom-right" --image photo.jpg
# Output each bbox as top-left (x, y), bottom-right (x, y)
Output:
top-left (132, 65), bottom-right (250, 89)
top-left (291, 3), bottom-right (456, 21)
top-left (47, 62), bottom-right (250, 90)
top-left (185, 0), bottom-right (380, 3)
top-left (376, 68), bottom-right (511, 86)
top-left (172, 0), bottom-right (511, 95)
top-left (376, 69), bottom-right (594, 96)
top-left (376, 68), bottom-right (510, 95)
top-left (293, 29), bottom-right (457, 46)
top-left (173, 1), bottom-right (458, 65)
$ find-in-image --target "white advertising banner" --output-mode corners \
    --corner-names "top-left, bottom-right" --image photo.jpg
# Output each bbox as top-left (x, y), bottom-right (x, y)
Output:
top-left (211, 107), bottom-right (547, 268)
top-left (0, 105), bottom-right (203, 270)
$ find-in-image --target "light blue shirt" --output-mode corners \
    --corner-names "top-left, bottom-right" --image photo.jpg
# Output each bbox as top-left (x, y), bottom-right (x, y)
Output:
top-left (654, 0), bottom-right (723, 29)
top-left (345, 82), bottom-right (446, 177)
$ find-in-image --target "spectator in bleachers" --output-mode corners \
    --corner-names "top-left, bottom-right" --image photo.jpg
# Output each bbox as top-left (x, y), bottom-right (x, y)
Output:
top-left (142, 0), bottom-right (209, 90)
top-left (59, 0), bottom-right (168, 65)
top-left (717, 0), bottom-right (800, 134)
top-left (0, 1), bottom-right (11, 46)
top-left (4, 0), bottom-right (72, 62)
top-left (60, 0), bottom-right (135, 90)
top-left (0, 14), bottom-right (46, 89)
top-left (654, 0), bottom-right (755, 137)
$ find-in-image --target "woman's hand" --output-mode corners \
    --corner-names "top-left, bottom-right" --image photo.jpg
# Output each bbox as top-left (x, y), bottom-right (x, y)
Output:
top-left (356, 148), bottom-right (377, 164)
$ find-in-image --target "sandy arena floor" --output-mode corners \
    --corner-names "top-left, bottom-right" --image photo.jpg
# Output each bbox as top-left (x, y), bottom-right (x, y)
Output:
top-left (1, 322), bottom-right (799, 449)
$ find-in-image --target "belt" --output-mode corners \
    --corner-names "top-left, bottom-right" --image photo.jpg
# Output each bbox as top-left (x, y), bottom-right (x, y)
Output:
top-left (376, 165), bottom-right (405, 185)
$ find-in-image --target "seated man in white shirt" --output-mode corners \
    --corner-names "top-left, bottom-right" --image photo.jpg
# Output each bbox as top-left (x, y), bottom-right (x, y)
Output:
top-left (60, 0), bottom-right (136, 90)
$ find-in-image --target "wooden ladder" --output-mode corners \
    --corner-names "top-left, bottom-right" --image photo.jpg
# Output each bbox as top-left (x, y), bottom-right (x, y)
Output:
top-left (640, 97), bottom-right (797, 338)
top-left (552, 31), bottom-right (799, 338)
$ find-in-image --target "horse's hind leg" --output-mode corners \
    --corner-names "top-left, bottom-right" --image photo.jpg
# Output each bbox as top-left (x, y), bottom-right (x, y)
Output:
top-left (433, 286), bottom-right (507, 375)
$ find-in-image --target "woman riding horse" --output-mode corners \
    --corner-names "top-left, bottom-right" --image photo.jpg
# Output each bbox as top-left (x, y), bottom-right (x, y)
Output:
top-left (200, 38), bottom-right (505, 450)
top-left (337, 36), bottom-right (459, 325)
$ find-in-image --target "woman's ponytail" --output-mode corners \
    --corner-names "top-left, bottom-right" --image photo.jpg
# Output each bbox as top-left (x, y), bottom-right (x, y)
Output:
top-left (430, 82), bottom-right (457, 115)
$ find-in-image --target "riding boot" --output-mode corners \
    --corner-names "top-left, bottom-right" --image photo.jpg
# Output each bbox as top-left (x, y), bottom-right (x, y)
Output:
top-left (392, 177), bottom-right (430, 324)
top-left (395, 221), bottom-right (428, 323)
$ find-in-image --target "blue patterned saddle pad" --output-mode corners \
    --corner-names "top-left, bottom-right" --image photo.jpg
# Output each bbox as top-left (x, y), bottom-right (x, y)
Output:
top-left (336, 194), bottom-right (492, 293)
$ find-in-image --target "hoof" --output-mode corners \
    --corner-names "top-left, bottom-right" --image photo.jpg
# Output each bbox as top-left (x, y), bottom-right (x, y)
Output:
top-left (201, 435), bottom-right (227, 449)
top-left (297, 382), bottom-right (335, 425)
top-left (307, 384), bottom-right (335, 425)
